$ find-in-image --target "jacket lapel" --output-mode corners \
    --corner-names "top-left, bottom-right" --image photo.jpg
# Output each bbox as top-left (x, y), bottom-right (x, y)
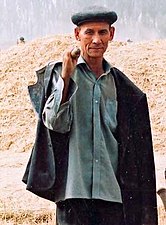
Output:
top-left (112, 68), bottom-right (130, 158)
top-left (111, 67), bottom-right (144, 164)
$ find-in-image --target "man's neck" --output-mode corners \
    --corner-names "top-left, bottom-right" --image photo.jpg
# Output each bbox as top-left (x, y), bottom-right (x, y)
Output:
top-left (83, 56), bottom-right (104, 78)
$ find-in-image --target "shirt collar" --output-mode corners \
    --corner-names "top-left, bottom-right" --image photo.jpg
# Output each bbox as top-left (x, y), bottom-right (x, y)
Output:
top-left (77, 56), bottom-right (112, 74)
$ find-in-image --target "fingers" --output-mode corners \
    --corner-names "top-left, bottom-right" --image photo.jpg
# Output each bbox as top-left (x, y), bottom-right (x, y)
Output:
top-left (62, 47), bottom-right (80, 79)
top-left (63, 47), bottom-right (80, 60)
top-left (71, 47), bottom-right (81, 59)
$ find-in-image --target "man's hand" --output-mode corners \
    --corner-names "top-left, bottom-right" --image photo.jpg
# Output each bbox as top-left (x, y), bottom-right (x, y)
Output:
top-left (61, 47), bottom-right (80, 80)
top-left (61, 47), bottom-right (80, 104)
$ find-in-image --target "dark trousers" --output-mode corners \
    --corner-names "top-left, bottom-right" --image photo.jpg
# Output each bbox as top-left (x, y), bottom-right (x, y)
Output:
top-left (56, 199), bottom-right (125, 225)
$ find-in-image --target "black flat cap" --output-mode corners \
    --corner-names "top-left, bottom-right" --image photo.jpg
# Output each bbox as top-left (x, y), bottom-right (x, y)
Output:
top-left (71, 5), bottom-right (118, 26)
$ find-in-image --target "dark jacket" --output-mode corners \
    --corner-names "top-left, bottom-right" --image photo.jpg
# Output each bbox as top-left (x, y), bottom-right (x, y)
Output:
top-left (22, 62), bottom-right (158, 225)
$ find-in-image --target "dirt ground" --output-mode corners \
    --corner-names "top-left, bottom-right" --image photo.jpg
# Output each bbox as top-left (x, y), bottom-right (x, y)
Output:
top-left (0, 36), bottom-right (166, 224)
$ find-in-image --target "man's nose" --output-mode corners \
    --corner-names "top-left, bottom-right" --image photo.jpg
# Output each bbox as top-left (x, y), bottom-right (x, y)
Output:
top-left (92, 34), bottom-right (102, 44)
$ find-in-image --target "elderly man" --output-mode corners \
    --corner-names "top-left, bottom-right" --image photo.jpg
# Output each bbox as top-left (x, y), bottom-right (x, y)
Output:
top-left (23, 5), bottom-right (158, 225)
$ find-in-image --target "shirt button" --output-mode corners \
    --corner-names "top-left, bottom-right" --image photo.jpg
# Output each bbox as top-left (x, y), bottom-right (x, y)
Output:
top-left (95, 159), bottom-right (99, 163)
top-left (95, 100), bottom-right (98, 103)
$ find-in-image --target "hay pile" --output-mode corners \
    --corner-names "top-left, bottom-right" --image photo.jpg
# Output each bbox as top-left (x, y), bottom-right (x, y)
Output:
top-left (0, 35), bottom-right (166, 225)
top-left (0, 35), bottom-right (76, 152)
top-left (0, 35), bottom-right (165, 154)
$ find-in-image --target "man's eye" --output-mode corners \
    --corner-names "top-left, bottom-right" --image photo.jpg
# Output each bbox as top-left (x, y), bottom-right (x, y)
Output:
top-left (85, 30), bottom-right (93, 35)
top-left (99, 30), bottom-right (108, 35)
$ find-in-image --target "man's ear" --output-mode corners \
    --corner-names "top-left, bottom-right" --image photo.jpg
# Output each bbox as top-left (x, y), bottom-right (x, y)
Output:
top-left (74, 27), bottom-right (80, 41)
top-left (109, 26), bottom-right (115, 41)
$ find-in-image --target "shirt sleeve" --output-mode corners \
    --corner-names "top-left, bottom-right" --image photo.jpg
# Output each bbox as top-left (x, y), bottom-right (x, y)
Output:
top-left (42, 73), bottom-right (77, 133)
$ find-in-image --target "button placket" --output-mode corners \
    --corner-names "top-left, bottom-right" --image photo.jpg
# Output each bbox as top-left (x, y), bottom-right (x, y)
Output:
top-left (92, 82), bottom-right (101, 198)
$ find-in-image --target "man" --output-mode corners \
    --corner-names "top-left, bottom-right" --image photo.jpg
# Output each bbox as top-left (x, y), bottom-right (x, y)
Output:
top-left (23, 6), bottom-right (158, 225)
top-left (17, 36), bottom-right (25, 44)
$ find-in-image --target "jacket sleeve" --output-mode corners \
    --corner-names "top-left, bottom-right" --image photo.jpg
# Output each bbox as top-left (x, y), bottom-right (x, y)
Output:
top-left (22, 61), bottom-right (70, 202)
top-left (42, 73), bottom-right (77, 133)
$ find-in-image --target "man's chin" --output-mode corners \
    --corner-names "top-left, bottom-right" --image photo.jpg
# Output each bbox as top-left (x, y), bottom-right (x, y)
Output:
top-left (88, 49), bottom-right (105, 58)
top-left (89, 53), bottom-right (104, 58)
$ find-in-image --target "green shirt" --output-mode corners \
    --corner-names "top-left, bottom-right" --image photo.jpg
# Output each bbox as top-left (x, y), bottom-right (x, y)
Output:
top-left (42, 57), bottom-right (122, 203)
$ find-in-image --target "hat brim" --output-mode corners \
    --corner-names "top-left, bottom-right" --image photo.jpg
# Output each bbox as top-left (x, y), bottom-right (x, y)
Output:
top-left (71, 10), bottom-right (117, 26)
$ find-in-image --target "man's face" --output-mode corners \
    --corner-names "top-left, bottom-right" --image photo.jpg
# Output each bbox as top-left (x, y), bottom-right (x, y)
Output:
top-left (75, 21), bottom-right (115, 60)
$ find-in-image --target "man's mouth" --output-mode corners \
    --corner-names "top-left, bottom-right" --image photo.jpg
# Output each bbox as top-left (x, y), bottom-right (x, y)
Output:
top-left (89, 47), bottom-right (103, 50)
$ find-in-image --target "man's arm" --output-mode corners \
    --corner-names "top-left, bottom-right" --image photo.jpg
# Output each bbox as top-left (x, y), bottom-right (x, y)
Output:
top-left (61, 48), bottom-right (80, 103)
top-left (42, 48), bottom-right (79, 132)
